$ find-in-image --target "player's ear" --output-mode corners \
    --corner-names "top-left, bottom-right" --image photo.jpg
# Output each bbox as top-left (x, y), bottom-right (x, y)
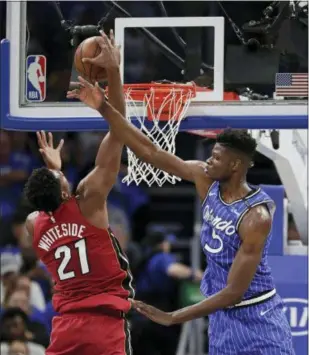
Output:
top-left (61, 191), bottom-right (69, 201)
top-left (232, 159), bottom-right (241, 171)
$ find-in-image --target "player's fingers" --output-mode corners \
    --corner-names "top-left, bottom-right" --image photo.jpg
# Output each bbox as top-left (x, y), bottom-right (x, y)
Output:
top-left (82, 57), bottom-right (97, 64)
top-left (66, 90), bottom-right (80, 99)
top-left (41, 131), bottom-right (48, 146)
top-left (109, 29), bottom-right (115, 46)
top-left (99, 30), bottom-right (112, 48)
top-left (70, 82), bottom-right (85, 88)
top-left (97, 32), bottom-right (109, 49)
top-left (48, 132), bottom-right (53, 148)
top-left (66, 93), bottom-right (79, 100)
top-left (130, 300), bottom-right (139, 309)
top-left (56, 139), bottom-right (64, 152)
top-left (36, 131), bottom-right (44, 148)
top-left (78, 76), bottom-right (93, 88)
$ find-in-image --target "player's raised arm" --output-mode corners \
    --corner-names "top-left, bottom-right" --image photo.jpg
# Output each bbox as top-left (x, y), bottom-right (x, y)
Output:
top-left (68, 80), bottom-right (213, 200)
top-left (73, 30), bottom-right (125, 203)
top-left (102, 101), bottom-right (213, 198)
top-left (131, 205), bottom-right (271, 326)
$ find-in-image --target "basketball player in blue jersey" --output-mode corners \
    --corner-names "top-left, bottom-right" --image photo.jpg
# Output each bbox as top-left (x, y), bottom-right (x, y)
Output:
top-left (67, 43), bottom-right (294, 353)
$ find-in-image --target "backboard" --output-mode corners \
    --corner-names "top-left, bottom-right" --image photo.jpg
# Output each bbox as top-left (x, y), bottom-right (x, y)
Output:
top-left (1, 0), bottom-right (308, 131)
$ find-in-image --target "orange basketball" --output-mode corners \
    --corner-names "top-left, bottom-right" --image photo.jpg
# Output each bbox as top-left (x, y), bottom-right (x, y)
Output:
top-left (74, 37), bottom-right (107, 83)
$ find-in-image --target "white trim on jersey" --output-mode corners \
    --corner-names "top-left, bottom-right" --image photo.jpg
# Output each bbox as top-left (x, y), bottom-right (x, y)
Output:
top-left (201, 181), bottom-right (217, 207)
top-left (233, 288), bottom-right (276, 307)
top-left (235, 199), bottom-right (275, 231)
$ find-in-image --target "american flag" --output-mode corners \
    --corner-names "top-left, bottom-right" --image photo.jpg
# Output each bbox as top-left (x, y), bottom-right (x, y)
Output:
top-left (275, 73), bottom-right (308, 97)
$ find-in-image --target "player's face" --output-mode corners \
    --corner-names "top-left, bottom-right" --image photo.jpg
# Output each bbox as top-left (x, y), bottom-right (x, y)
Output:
top-left (205, 143), bottom-right (236, 181)
top-left (50, 170), bottom-right (71, 200)
top-left (3, 315), bottom-right (26, 340)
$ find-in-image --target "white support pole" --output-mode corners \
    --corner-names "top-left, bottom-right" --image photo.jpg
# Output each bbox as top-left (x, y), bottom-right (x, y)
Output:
top-left (252, 129), bottom-right (308, 245)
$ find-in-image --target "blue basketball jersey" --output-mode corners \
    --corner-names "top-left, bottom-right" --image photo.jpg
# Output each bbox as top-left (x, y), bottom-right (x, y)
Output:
top-left (200, 181), bottom-right (276, 300)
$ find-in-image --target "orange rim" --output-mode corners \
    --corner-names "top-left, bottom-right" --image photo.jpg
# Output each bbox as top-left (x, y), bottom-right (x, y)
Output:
top-left (119, 82), bottom-right (196, 121)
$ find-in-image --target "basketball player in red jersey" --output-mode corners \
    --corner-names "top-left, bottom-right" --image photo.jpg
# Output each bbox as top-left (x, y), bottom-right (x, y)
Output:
top-left (24, 31), bottom-right (134, 355)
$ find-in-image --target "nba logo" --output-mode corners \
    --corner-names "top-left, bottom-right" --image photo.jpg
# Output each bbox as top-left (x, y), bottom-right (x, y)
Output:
top-left (26, 55), bottom-right (47, 102)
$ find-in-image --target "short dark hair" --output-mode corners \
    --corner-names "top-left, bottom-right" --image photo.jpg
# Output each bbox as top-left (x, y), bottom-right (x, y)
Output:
top-left (24, 167), bottom-right (62, 213)
top-left (216, 129), bottom-right (257, 158)
top-left (0, 307), bottom-right (29, 324)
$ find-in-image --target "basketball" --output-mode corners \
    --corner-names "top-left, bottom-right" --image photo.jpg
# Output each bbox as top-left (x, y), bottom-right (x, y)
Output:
top-left (74, 37), bottom-right (107, 83)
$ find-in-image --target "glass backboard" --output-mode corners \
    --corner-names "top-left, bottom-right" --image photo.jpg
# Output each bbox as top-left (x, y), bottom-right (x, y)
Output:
top-left (1, 0), bottom-right (308, 131)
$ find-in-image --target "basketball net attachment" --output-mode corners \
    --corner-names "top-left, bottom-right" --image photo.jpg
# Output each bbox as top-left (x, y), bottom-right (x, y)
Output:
top-left (122, 82), bottom-right (196, 186)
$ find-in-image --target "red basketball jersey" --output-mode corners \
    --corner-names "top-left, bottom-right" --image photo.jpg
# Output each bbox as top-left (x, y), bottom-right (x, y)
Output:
top-left (33, 197), bottom-right (134, 314)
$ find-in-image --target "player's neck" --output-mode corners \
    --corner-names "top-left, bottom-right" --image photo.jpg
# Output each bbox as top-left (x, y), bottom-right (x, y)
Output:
top-left (219, 178), bottom-right (251, 202)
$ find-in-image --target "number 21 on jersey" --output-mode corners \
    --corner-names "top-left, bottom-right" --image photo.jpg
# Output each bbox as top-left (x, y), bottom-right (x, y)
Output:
top-left (55, 239), bottom-right (90, 280)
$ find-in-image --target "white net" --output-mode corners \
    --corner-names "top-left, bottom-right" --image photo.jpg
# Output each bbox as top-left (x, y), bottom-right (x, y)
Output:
top-left (123, 84), bottom-right (195, 186)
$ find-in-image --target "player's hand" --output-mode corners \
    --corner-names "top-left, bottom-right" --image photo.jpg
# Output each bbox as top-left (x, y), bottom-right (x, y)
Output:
top-left (82, 29), bottom-right (120, 70)
top-left (37, 131), bottom-right (63, 171)
top-left (67, 76), bottom-right (106, 110)
top-left (130, 299), bottom-right (174, 326)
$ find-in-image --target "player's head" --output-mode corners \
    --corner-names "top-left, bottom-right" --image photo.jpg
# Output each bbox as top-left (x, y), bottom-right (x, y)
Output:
top-left (0, 308), bottom-right (29, 342)
top-left (206, 129), bottom-right (256, 182)
top-left (24, 167), bottom-right (70, 213)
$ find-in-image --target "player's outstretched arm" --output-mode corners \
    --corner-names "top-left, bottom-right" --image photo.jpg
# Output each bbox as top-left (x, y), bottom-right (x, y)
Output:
top-left (75, 30), bottom-right (125, 203)
top-left (100, 102), bottom-right (213, 199)
top-left (131, 205), bottom-right (271, 326)
top-left (67, 78), bottom-right (213, 200)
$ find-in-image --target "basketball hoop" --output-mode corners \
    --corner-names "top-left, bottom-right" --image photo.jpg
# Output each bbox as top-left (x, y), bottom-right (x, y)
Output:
top-left (120, 82), bottom-right (196, 186)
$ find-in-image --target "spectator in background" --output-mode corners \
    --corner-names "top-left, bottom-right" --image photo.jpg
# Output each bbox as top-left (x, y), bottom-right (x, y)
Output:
top-left (1, 340), bottom-right (45, 355)
top-left (131, 228), bottom-right (203, 355)
top-left (0, 308), bottom-right (47, 352)
top-left (0, 265), bottom-right (46, 312)
top-left (19, 248), bottom-right (53, 303)
top-left (42, 301), bottom-right (58, 336)
top-left (0, 210), bottom-right (27, 248)
top-left (1, 340), bottom-right (29, 355)
top-left (1, 291), bottom-right (49, 348)
top-left (108, 165), bottom-right (149, 249)
top-left (3, 289), bottom-right (47, 330)
top-left (0, 131), bottom-right (34, 218)
top-left (0, 254), bottom-right (22, 306)
top-left (14, 276), bottom-right (46, 313)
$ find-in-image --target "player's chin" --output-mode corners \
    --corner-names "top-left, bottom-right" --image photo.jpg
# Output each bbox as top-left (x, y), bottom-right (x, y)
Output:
top-left (205, 166), bottom-right (217, 179)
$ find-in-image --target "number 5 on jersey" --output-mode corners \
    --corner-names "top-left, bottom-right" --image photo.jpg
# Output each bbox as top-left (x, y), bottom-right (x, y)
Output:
top-left (204, 229), bottom-right (223, 254)
top-left (55, 239), bottom-right (90, 280)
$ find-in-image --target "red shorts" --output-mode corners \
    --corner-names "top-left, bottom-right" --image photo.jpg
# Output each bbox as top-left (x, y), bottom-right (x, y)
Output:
top-left (46, 311), bottom-right (131, 355)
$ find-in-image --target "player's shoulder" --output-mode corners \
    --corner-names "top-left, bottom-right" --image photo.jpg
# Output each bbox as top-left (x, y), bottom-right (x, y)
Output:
top-left (185, 160), bottom-right (214, 201)
top-left (241, 204), bottom-right (272, 232)
top-left (27, 210), bottom-right (40, 222)
top-left (26, 211), bottom-right (40, 231)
